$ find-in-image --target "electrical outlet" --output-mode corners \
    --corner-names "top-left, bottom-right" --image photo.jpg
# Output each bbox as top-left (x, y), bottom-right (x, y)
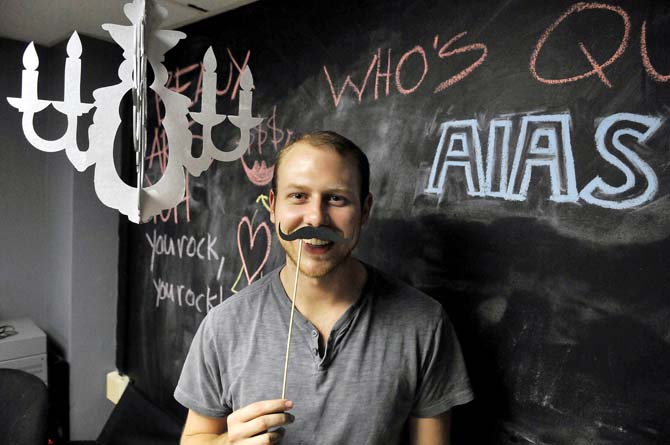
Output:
top-left (106, 370), bottom-right (130, 404)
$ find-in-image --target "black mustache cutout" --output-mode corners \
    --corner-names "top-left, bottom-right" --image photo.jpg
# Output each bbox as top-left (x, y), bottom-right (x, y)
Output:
top-left (278, 223), bottom-right (348, 243)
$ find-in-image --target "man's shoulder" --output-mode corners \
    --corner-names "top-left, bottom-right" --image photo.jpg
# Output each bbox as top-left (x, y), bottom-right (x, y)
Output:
top-left (367, 264), bottom-right (444, 323)
top-left (206, 266), bottom-right (281, 321)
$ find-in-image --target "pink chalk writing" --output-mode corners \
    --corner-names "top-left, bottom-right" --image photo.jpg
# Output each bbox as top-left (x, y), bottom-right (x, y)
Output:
top-left (433, 32), bottom-right (488, 93)
top-left (376, 48), bottom-right (392, 98)
top-left (530, 2), bottom-right (630, 87)
top-left (163, 49), bottom-right (251, 104)
top-left (395, 46), bottom-right (428, 95)
top-left (226, 48), bottom-right (251, 101)
top-left (323, 32), bottom-right (487, 107)
top-left (323, 53), bottom-right (378, 107)
top-left (641, 20), bottom-right (670, 83)
top-left (243, 105), bottom-right (293, 186)
top-left (143, 174), bottom-right (191, 224)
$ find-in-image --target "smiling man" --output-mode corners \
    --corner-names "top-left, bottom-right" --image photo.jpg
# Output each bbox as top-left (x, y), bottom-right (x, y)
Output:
top-left (175, 131), bottom-right (474, 444)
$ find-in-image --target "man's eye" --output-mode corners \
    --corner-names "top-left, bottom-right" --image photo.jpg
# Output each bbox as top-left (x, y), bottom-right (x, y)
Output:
top-left (289, 193), bottom-right (306, 200)
top-left (329, 195), bottom-right (347, 205)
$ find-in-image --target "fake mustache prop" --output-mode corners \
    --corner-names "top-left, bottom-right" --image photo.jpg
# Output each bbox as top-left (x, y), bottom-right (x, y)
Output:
top-left (277, 223), bottom-right (348, 243)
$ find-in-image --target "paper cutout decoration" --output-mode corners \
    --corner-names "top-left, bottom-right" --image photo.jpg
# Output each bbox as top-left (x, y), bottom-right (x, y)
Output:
top-left (7, 0), bottom-right (263, 223)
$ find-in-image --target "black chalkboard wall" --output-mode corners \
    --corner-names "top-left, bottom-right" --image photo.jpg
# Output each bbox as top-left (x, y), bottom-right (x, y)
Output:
top-left (119, 0), bottom-right (670, 443)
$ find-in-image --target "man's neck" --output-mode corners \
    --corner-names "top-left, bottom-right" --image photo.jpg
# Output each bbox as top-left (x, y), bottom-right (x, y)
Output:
top-left (279, 256), bottom-right (367, 316)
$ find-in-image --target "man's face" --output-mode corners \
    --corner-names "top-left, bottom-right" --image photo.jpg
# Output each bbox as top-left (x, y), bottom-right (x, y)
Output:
top-left (269, 142), bottom-right (372, 278)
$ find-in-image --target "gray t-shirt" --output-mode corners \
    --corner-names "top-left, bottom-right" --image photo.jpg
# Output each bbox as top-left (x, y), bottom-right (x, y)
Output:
top-left (175, 264), bottom-right (473, 444)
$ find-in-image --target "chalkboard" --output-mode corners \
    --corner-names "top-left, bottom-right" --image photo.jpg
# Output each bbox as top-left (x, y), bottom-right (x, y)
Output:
top-left (119, 0), bottom-right (670, 443)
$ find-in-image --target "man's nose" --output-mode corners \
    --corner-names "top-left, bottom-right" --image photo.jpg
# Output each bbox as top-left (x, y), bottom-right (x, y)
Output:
top-left (304, 197), bottom-right (330, 227)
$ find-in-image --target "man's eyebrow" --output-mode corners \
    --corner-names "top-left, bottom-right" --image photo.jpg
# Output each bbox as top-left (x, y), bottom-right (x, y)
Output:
top-left (282, 183), bottom-right (308, 191)
top-left (282, 184), bottom-right (354, 194)
top-left (325, 187), bottom-right (354, 195)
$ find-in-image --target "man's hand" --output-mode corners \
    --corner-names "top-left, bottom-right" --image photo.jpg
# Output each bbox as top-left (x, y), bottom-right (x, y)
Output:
top-left (227, 399), bottom-right (295, 444)
top-left (181, 399), bottom-right (295, 445)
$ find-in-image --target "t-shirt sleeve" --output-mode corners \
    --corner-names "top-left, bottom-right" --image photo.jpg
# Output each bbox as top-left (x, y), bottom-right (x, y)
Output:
top-left (411, 308), bottom-right (474, 417)
top-left (174, 313), bottom-right (233, 418)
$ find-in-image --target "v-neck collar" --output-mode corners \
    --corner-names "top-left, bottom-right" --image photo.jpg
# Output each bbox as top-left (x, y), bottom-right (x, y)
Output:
top-left (270, 263), bottom-right (374, 367)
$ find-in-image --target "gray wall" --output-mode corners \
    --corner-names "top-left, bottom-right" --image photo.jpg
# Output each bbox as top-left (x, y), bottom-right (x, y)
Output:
top-left (0, 36), bottom-right (121, 440)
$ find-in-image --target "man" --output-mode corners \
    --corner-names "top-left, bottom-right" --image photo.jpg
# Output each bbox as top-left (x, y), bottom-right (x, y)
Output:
top-left (175, 131), bottom-right (473, 444)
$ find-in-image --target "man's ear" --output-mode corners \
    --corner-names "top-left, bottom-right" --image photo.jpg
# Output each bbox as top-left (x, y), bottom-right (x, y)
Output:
top-left (269, 189), bottom-right (276, 224)
top-left (361, 193), bottom-right (373, 225)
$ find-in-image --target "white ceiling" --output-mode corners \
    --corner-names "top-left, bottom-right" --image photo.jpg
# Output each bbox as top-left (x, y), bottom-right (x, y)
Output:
top-left (0, 0), bottom-right (257, 47)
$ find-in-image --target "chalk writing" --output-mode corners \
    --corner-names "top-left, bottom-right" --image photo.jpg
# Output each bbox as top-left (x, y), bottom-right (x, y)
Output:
top-left (164, 48), bottom-right (252, 104)
top-left (323, 32), bottom-right (487, 107)
top-left (579, 113), bottom-right (662, 209)
top-left (641, 21), bottom-right (670, 83)
top-left (216, 256), bottom-right (226, 281)
top-left (425, 112), bottom-right (662, 209)
top-left (531, 2), bottom-right (670, 87)
top-left (153, 278), bottom-right (225, 313)
top-left (145, 229), bottom-right (220, 272)
top-left (530, 3), bottom-right (630, 87)
top-left (256, 194), bottom-right (271, 212)
top-left (243, 106), bottom-right (293, 186)
top-left (433, 32), bottom-right (488, 93)
top-left (506, 115), bottom-right (577, 202)
top-left (146, 227), bottom-right (229, 313)
top-left (395, 46), bottom-right (428, 95)
top-left (144, 174), bottom-right (191, 224)
top-left (324, 3), bottom-right (669, 99)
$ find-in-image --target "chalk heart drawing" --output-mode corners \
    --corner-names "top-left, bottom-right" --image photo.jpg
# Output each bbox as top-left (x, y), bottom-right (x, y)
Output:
top-left (237, 216), bottom-right (271, 285)
top-left (6, 0), bottom-right (263, 223)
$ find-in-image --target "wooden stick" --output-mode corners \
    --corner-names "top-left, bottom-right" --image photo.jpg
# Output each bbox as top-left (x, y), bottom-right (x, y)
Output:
top-left (282, 239), bottom-right (303, 399)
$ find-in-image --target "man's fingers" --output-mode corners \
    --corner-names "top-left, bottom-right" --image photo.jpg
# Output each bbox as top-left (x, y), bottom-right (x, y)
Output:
top-left (233, 399), bottom-right (293, 423)
top-left (227, 399), bottom-right (294, 443)
top-left (236, 413), bottom-right (295, 439)
top-left (246, 429), bottom-right (284, 445)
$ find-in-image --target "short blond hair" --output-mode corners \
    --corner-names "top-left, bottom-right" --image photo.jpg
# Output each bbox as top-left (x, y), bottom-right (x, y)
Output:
top-left (271, 131), bottom-right (370, 204)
